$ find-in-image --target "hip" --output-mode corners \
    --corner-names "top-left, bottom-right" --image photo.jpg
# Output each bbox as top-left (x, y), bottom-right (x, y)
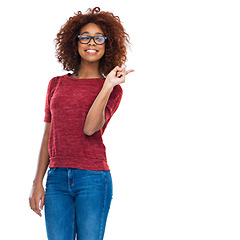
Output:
top-left (45, 167), bottom-right (113, 197)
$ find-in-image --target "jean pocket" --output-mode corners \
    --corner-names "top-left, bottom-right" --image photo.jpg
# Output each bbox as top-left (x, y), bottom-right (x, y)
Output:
top-left (47, 168), bottom-right (56, 178)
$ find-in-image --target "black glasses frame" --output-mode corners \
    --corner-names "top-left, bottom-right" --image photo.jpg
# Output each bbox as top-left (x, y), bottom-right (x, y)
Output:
top-left (77, 35), bottom-right (107, 45)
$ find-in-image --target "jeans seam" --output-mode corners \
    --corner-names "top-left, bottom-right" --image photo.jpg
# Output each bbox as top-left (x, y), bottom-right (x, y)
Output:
top-left (99, 171), bottom-right (108, 240)
top-left (72, 202), bottom-right (76, 240)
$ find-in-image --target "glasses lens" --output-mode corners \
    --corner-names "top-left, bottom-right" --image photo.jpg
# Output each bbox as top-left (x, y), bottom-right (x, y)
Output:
top-left (79, 35), bottom-right (90, 44)
top-left (95, 36), bottom-right (105, 44)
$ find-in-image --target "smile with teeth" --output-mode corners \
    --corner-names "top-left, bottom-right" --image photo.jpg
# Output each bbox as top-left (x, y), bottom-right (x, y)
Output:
top-left (85, 49), bottom-right (98, 53)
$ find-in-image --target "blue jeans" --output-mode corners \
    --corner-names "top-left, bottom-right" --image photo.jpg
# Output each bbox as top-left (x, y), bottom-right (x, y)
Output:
top-left (44, 168), bottom-right (113, 240)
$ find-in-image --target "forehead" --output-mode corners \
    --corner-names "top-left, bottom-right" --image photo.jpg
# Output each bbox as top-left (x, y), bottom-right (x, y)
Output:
top-left (80, 23), bottom-right (104, 34)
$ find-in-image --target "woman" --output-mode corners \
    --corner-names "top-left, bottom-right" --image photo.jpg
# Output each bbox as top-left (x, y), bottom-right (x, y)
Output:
top-left (29, 7), bottom-right (133, 240)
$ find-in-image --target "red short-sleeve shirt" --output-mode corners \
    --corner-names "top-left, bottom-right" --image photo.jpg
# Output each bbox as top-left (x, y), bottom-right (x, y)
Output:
top-left (44, 74), bottom-right (123, 170)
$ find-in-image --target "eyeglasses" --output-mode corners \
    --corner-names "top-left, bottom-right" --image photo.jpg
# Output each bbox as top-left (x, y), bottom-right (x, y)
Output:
top-left (77, 35), bottom-right (107, 45)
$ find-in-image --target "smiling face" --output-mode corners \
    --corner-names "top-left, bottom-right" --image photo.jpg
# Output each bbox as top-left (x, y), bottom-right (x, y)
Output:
top-left (77, 23), bottom-right (106, 64)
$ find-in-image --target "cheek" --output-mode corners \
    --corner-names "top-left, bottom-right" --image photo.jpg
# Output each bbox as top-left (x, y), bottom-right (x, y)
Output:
top-left (99, 45), bottom-right (105, 56)
top-left (78, 43), bottom-right (85, 53)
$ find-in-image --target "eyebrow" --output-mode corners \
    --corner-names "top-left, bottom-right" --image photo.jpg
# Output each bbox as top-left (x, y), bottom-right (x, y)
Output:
top-left (80, 31), bottom-right (104, 35)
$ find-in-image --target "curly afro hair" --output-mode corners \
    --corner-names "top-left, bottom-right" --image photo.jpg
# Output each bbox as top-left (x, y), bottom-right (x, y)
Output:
top-left (54, 7), bottom-right (130, 76)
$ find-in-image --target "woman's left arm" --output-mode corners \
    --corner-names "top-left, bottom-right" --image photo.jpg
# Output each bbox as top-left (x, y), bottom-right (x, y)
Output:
top-left (83, 66), bottom-right (134, 136)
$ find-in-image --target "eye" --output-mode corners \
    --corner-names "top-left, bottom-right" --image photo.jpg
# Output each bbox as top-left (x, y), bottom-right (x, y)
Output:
top-left (95, 36), bottom-right (103, 41)
top-left (80, 35), bottom-right (90, 40)
top-left (78, 35), bottom-right (91, 44)
top-left (95, 36), bottom-right (105, 44)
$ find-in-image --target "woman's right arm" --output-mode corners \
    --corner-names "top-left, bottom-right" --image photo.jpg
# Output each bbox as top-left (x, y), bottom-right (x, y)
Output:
top-left (29, 122), bottom-right (51, 217)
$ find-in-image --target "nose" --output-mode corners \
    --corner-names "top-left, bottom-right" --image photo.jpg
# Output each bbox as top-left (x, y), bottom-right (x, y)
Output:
top-left (88, 37), bottom-right (96, 45)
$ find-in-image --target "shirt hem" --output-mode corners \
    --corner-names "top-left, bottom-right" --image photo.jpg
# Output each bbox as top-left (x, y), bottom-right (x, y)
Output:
top-left (49, 156), bottom-right (110, 171)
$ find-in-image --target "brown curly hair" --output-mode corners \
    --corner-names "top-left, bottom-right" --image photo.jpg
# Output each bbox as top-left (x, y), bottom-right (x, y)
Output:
top-left (54, 7), bottom-right (130, 76)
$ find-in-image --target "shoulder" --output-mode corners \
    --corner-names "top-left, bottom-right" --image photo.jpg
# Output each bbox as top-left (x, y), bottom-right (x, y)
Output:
top-left (48, 75), bottom-right (63, 85)
top-left (46, 75), bottom-right (64, 96)
top-left (108, 84), bottom-right (123, 102)
top-left (112, 84), bottom-right (123, 96)
top-left (47, 74), bottom-right (66, 89)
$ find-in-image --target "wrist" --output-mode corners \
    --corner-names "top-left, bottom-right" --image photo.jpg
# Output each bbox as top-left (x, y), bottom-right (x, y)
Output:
top-left (33, 178), bottom-right (43, 185)
top-left (102, 81), bottom-right (114, 92)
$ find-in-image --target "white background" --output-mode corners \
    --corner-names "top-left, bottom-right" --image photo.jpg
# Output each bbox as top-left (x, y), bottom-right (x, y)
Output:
top-left (0, 0), bottom-right (240, 239)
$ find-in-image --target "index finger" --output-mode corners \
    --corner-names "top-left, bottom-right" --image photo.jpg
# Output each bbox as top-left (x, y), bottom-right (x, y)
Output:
top-left (126, 69), bottom-right (134, 75)
top-left (29, 197), bottom-right (36, 211)
top-left (40, 195), bottom-right (45, 210)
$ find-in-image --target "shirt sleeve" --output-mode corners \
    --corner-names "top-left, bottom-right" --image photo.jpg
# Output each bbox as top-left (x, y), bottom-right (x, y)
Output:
top-left (101, 85), bottom-right (123, 134)
top-left (44, 77), bottom-right (58, 123)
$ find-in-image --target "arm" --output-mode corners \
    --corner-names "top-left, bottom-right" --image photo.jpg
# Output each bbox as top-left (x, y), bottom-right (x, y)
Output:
top-left (83, 66), bottom-right (134, 136)
top-left (29, 122), bottom-right (51, 217)
top-left (83, 84), bottom-right (113, 136)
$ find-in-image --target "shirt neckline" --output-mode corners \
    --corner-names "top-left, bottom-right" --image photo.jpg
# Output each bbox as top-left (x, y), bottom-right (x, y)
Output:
top-left (65, 73), bottom-right (105, 80)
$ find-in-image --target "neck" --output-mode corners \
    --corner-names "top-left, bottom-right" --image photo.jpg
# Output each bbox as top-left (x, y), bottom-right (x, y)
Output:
top-left (75, 60), bottom-right (103, 78)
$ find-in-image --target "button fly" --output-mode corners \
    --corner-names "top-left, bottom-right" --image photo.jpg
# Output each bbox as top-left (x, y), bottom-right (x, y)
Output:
top-left (68, 169), bottom-right (74, 189)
